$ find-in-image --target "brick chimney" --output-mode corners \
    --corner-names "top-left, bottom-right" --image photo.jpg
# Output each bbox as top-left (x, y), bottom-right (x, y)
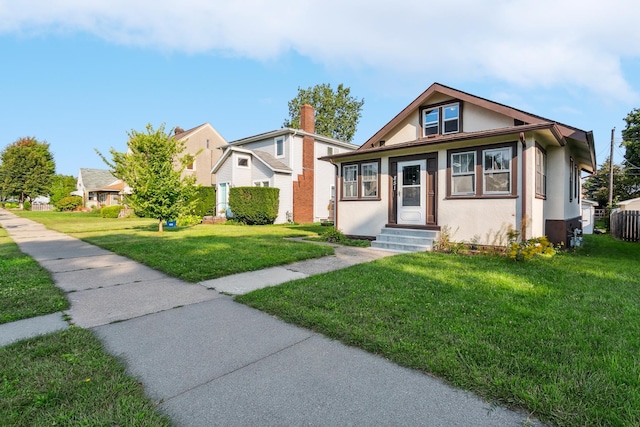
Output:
top-left (293, 104), bottom-right (315, 224)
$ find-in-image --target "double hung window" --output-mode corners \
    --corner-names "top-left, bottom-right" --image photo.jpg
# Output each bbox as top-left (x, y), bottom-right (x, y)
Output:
top-left (342, 161), bottom-right (380, 200)
top-left (535, 146), bottom-right (547, 197)
top-left (448, 143), bottom-right (515, 198)
top-left (483, 147), bottom-right (511, 194)
top-left (451, 151), bottom-right (476, 195)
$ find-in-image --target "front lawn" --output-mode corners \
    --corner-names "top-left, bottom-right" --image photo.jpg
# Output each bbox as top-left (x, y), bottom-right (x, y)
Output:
top-left (0, 327), bottom-right (171, 426)
top-left (237, 235), bottom-right (640, 427)
top-left (15, 211), bottom-right (333, 282)
top-left (0, 226), bottom-right (68, 324)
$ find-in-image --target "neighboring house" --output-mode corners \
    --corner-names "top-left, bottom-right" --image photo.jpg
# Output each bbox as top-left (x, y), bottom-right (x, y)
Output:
top-left (617, 196), bottom-right (640, 211)
top-left (173, 123), bottom-right (228, 187)
top-left (75, 168), bottom-right (128, 209)
top-left (211, 105), bottom-right (359, 223)
top-left (323, 83), bottom-right (596, 250)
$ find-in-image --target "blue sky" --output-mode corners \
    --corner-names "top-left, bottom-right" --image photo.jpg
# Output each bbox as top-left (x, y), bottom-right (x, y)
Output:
top-left (1, 0), bottom-right (639, 177)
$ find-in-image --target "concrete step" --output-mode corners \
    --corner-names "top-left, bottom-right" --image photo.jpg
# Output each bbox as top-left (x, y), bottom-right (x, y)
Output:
top-left (371, 227), bottom-right (438, 253)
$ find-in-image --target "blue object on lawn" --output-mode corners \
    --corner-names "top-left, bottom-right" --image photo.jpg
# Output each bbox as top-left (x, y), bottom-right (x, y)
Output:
top-left (166, 220), bottom-right (176, 228)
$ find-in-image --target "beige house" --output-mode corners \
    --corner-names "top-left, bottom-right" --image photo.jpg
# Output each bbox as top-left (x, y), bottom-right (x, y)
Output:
top-left (618, 197), bottom-right (640, 211)
top-left (173, 123), bottom-right (228, 187)
top-left (324, 83), bottom-right (597, 250)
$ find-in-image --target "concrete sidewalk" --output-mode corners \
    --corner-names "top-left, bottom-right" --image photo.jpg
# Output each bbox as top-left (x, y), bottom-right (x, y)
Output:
top-left (0, 209), bottom-right (543, 426)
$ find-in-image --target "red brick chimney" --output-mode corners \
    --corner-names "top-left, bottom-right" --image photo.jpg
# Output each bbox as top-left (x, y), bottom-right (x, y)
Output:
top-left (293, 104), bottom-right (315, 223)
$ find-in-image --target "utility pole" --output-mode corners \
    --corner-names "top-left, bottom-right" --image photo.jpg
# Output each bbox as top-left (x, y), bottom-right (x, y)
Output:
top-left (608, 127), bottom-right (615, 208)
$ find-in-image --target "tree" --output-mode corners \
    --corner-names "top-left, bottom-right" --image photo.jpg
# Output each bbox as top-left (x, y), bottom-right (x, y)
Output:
top-left (283, 83), bottom-right (364, 142)
top-left (0, 137), bottom-right (55, 203)
top-left (621, 108), bottom-right (640, 197)
top-left (98, 124), bottom-right (196, 233)
top-left (583, 156), bottom-right (631, 206)
top-left (50, 174), bottom-right (77, 205)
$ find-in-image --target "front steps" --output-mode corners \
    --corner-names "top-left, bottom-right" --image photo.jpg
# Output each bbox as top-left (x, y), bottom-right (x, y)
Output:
top-left (371, 227), bottom-right (438, 252)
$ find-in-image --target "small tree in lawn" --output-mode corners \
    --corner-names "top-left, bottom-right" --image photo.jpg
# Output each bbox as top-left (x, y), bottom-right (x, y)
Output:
top-left (98, 124), bottom-right (196, 233)
top-left (0, 137), bottom-right (55, 203)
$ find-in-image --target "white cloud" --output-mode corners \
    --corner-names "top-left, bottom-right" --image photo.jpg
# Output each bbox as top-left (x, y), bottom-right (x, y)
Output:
top-left (1, 0), bottom-right (639, 102)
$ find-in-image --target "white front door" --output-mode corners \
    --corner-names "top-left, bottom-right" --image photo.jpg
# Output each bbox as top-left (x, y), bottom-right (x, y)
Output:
top-left (397, 160), bottom-right (426, 225)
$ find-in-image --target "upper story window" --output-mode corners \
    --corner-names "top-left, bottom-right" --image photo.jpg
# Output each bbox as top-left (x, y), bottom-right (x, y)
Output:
top-left (275, 137), bottom-right (284, 158)
top-left (535, 145), bottom-right (547, 198)
top-left (237, 156), bottom-right (250, 168)
top-left (421, 102), bottom-right (460, 137)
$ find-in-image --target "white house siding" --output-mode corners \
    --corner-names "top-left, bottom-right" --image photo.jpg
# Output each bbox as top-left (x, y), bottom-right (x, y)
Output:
top-left (290, 134), bottom-right (303, 179)
top-left (238, 136), bottom-right (292, 169)
top-left (251, 158), bottom-right (272, 184)
top-left (231, 152), bottom-right (253, 186)
top-left (314, 141), bottom-right (339, 222)
top-left (274, 173), bottom-right (293, 223)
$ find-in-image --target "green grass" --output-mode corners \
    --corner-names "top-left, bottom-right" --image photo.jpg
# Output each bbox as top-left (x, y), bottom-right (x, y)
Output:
top-left (15, 211), bottom-right (334, 282)
top-left (0, 226), bottom-right (68, 324)
top-left (237, 235), bottom-right (640, 427)
top-left (0, 327), bottom-right (171, 426)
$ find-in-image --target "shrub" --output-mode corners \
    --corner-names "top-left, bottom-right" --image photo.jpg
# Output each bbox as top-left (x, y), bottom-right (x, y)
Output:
top-left (507, 236), bottom-right (557, 261)
top-left (177, 215), bottom-right (202, 226)
top-left (229, 187), bottom-right (279, 225)
top-left (55, 195), bottom-right (83, 211)
top-left (190, 186), bottom-right (216, 217)
top-left (22, 200), bottom-right (31, 210)
top-left (100, 205), bottom-right (122, 218)
top-left (3, 202), bottom-right (19, 209)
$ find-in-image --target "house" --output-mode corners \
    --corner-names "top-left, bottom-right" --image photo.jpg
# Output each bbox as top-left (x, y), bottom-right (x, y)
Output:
top-left (211, 105), bottom-right (359, 223)
top-left (75, 168), bottom-right (128, 209)
top-left (617, 196), bottom-right (640, 211)
top-left (173, 123), bottom-right (228, 186)
top-left (323, 83), bottom-right (596, 250)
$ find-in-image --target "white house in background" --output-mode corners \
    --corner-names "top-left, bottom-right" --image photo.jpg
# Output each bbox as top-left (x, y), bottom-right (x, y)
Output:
top-left (211, 105), bottom-right (359, 223)
top-left (173, 123), bottom-right (228, 186)
top-left (75, 168), bottom-right (128, 209)
top-left (323, 83), bottom-right (597, 250)
top-left (581, 199), bottom-right (598, 234)
top-left (618, 196), bottom-right (640, 211)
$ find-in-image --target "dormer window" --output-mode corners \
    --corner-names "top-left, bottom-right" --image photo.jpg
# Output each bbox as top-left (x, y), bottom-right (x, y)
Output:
top-left (275, 136), bottom-right (284, 158)
top-left (421, 102), bottom-right (460, 137)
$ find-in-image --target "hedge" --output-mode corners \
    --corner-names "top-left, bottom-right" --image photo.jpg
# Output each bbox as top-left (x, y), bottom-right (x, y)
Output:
top-left (100, 205), bottom-right (123, 218)
top-left (55, 195), bottom-right (83, 211)
top-left (229, 187), bottom-right (279, 225)
top-left (191, 186), bottom-right (216, 217)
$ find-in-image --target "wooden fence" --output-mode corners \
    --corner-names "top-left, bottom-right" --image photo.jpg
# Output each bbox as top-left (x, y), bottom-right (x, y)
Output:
top-left (610, 210), bottom-right (640, 242)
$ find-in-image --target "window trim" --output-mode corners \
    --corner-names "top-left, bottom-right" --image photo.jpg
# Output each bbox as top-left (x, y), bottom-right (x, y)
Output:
top-left (340, 159), bottom-right (381, 201)
top-left (360, 162), bottom-right (379, 199)
top-left (482, 146), bottom-right (512, 195)
top-left (450, 151), bottom-right (476, 196)
top-left (535, 144), bottom-right (547, 199)
top-left (446, 142), bottom-right (517, 199)
top-left (420, 101), bottom-right (461, 137)
top-left (237, 155), bottom-right (250, 168)
top-left (275, 136), bottom-right (285, 158)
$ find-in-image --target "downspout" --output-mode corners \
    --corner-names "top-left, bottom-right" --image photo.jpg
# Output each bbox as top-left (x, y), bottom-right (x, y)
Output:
top-left (519, 132), bottom-right (527, 240)
top-left (330, 159), bottom-right (338, 228)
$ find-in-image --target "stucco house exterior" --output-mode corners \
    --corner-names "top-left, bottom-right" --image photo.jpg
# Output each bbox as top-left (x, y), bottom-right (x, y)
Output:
top-left (323, 83), bottom-right (596, 250)
top-left (173, 123), bottom-right (228, 187)
top-left (75, 168), bottom-right (128, 209)
top-left (211, 105), bottom-right (359, 224)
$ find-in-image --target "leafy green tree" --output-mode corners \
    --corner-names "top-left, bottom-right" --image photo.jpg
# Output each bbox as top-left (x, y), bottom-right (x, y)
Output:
top-left (621, 108), bottom-right (640, 196)
top-left (583, 156), bottom-right (630, 206)
top-left (283, 83), bottom-right (364, 142)
top-left (50, 174), bottom-right (77, 205)
top-left (0, 137), bottom-right (55, 203)
top-left (98, 124), bottom-right (196, 233)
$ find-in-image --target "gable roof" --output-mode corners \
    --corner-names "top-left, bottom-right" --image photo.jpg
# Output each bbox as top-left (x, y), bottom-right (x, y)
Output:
top-left (173, 122), bottom-right (227, 145)
top-left (211, 146), bottom-right (292, 174)
top-left (352, 82), bottom-right (596, 171)
top-left (78, 168), bottom-right (121, 191)
top-left (228, 128), bottom-right (359, 151)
